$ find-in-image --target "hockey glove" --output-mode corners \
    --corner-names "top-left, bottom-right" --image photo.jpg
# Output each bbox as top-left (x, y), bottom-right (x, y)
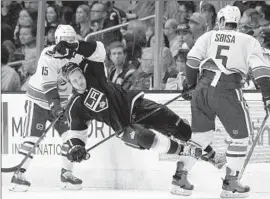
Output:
top-left (263, 96), bottom-right (270, 115)
top-left (182, 79), bottom-right (196, 101)
top-left (64, 138), bottom-right (90, 163)
top-left (53, 40), bottom-right (79, 59)
top-left (50, 103), bottom-right (64, 119)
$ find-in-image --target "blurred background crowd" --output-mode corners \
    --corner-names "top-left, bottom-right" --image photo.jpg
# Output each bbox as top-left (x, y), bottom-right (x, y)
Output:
top-left (1, 1), bottom-right (270, 92)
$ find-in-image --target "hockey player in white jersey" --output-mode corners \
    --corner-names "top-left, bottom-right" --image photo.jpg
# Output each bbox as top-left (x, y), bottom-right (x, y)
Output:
top-left (171, 5), bottom-right (270, 198)
top-left (9, 25), bottom-right (85, 192)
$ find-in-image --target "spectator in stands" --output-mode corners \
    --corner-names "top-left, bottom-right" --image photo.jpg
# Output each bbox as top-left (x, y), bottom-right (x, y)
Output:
top-left (255, 3), bottom-right (270, 27)
top-left (233, 1), bottom-right (257, 15)
top-left (24, 1), bottom-right (39, 13)
top-left (45, 4), bottom-right (61, 34)
top-left (2, 40), bottom-right (16, 63)
top-left (200, 3), bottom-right (217, 31)
top-left (107, 41), bottom-right (136, 90)
top-left (89, 2), bottom-right (122, 46)
top-left (239, 8), bottom-right (260, 29)
top-left (75, 4), bottom-right (93, 39)
top-left (163, 24), bottom-right (192, 91)
top-left (1, 45), bottom-right (21, 91)
top-left (187, 12), bottom-right (207, 41)
top-left (2, 23), bottom-right (14, 44)
top-left (123, 31), bottom-right (146, 68)
top-left (45, 26), bottom-right (57, 46)
top-left (102, 1), bottom-right (128, 24)
top-left (1, 1), bottom-right (23, 31)
top-left (175, 1), bottom-right (196, 24)
top-left (164, 19), bottom-right (180, 55)
top-left (14, 9), bottom-right (36, 48)
top-left (17, 24), bottom-right (37, 90)
top-left (177, 23), bottom-right (194, 50)
top-left (254, 27), bottom-right (270, 51)
top-left (59, 6), bottom-right (74, 26)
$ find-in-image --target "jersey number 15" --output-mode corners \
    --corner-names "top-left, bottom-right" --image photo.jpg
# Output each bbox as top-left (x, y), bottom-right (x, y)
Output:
top-left (42, 66), bottom-right (48, 76)
top-left (216, 45), bottom-right (230, 67)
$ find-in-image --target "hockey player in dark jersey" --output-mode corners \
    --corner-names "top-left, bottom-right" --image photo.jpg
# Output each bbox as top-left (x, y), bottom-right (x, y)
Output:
top-left (53, 39), bottom-right (227, 195)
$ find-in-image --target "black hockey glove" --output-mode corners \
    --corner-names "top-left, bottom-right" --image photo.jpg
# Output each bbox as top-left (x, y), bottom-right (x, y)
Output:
top-left (182, 79), bottom-right (196, 101)
top-left (50, 103), bottom-right (64, 119)
top-left (263, 96), bottom-right (270, 115)
top-left (65, 138), bottom-right (90, 163)
top-left (53, 40), bottom-right (79, 59)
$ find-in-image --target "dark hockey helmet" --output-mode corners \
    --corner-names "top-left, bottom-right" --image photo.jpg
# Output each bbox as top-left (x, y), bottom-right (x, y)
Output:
top-left (61, 62), bottom-right (82, 82)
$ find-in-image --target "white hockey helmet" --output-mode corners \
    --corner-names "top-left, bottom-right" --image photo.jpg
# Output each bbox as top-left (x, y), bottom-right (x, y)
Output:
top-left (55, 24), bottom-right (76, 44)
top-left (222, 5), bottom-right (241, 25)
top-left (217, 7), bottom-right (225, 24)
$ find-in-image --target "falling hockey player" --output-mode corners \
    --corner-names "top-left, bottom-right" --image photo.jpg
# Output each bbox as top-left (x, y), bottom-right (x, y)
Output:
top-left (51, 38), bottom-right (226, 193)
top-left (178, 5), bottom-right (270, 198)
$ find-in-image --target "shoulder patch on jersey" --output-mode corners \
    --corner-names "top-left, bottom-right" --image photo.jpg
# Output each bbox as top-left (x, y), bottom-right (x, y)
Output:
top-left (84, 88), bottom-right (108, 112)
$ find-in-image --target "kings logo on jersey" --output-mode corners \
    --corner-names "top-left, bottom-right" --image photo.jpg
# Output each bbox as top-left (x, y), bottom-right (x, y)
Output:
top-left (84, 88), bottom-right (109, 112)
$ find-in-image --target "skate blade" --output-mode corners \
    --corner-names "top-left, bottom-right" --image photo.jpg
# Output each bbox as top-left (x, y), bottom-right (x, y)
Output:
top-left (9, 183), bottom-right (29, 192)
top-left (220, 190), bottom-right (249, 198)
top-left (61, 182), bottom-right (82, 190)
top-left (170, 184), bottom-right (192, 196)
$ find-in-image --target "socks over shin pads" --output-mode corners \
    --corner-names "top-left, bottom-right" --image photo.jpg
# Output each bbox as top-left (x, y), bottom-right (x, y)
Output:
top-left (226, 138), bottom-right (249, 175)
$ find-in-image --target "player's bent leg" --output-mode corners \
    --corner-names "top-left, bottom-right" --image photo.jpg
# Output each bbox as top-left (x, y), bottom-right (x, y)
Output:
top-left (192, 131), bottom-right (227, 169)
top-left (170, 140), bottom-right (203, 196)
top-left (10, 101), bottom-right (46, 192)
top-left (220, 137), bottom-right (250, 198)
top-left (58, 127), bottom-right (88, 190)
top-left (218, 89), bottom-right (251, 198)
top-left (170, 130), bottom-right (215, 196)
top-left (120, 124), bottom-right (201, 158)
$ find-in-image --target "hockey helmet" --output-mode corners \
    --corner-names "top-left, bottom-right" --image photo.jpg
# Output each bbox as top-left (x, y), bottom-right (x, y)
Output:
top-left (61, 62), bottom-right (82, 82)
top-left (222, 5), bottom-right (241, 25)
top-left (217, 7), bottom-right (225, 25)
top-left (55, 24), bottom-right (76, 44)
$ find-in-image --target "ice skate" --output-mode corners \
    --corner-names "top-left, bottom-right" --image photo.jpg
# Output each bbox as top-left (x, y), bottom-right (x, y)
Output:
top-left (61, 168), bottom-right (82, 190)
top-left (9, 169), bottom-right (31, 192)
top-left (201, 151), bottom-right (227, 169)
top-left (170, 161), bottom-right (194, 196)
top-left (220, 169), bottom-right (250, 198)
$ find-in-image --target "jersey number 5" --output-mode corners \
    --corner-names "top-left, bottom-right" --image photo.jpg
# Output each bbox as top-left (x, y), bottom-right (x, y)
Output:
top-left (216, 45), bottom-right (230, 67)
top-left (42, 66), bottom-right (48, 76)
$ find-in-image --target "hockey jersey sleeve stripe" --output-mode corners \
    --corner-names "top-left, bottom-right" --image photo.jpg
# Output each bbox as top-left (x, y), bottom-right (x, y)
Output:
top-left (187, 56), bottom-right (201, 62)
top-left (186, 58), bottom-right (200, 69)
top-left (251, 67), bottom-right (270, 80)
top-left (27, 86), bottom-right (48, 103)
top-left (42, 82), bottom-right (58, 93)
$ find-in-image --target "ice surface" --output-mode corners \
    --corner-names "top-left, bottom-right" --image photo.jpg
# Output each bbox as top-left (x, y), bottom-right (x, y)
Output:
top-left (2, 188), bottom-right (270, 199)
top-left (2, 161), bottom-right (270, 199)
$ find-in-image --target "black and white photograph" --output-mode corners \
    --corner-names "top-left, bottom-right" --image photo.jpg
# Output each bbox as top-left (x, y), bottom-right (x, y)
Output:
top-left (1, 1), bottom-right (270, 199)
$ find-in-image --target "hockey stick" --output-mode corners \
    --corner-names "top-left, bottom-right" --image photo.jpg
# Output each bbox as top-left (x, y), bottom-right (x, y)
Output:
top-left (1, 114), bottom-right (62, 173)
top-left (238, 112), bottom-right (269, 180)
top-left (86, 93), bottom-right (184, 152)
